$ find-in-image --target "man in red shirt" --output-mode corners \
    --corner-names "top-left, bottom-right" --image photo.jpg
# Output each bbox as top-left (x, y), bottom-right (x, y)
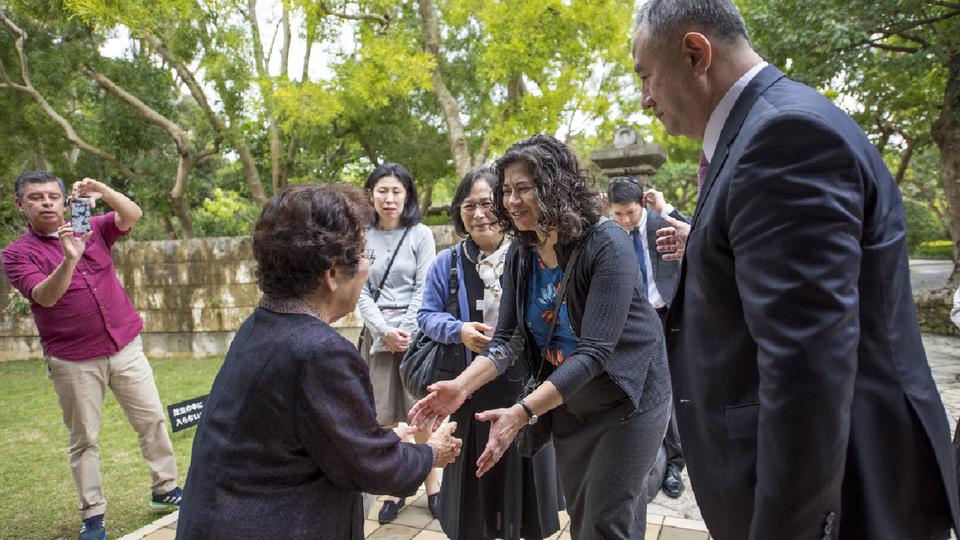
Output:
top-left (2, 171), bottom-right (181, 540)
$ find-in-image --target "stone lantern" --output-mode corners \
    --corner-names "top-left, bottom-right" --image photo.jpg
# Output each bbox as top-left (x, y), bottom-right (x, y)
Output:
top-left (589, 126), bottom-right (667, 188)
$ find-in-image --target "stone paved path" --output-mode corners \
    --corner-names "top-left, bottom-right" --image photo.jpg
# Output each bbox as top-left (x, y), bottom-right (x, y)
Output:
top-left (124, 334), bottom-right (960, 540)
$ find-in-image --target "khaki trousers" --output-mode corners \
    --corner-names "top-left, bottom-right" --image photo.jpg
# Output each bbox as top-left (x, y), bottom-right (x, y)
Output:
top-left (46, 336), bottom-right (178, 518)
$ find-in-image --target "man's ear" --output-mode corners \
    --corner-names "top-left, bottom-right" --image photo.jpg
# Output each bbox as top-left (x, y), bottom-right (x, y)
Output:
top-left (681, 32), bottom-right (712, 76)
top-left (14, 198), bottom-right (23, 212)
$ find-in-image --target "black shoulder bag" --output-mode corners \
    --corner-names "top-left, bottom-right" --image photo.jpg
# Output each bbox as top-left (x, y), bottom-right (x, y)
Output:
top-left (515, 235), bottom-right (589, 458)
top-left (357, 226), bottom-right (411, 350)
top-left (399, 244), bottom-right (466, 399)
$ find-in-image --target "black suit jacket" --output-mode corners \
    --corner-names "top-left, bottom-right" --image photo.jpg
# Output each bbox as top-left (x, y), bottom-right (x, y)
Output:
top-left (666, 65), bottom-right (960, 540)
top-left (644, 208), bottom-right (686, 306)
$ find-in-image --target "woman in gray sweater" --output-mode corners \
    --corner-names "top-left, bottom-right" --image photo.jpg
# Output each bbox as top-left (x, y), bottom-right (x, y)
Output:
top-left (411, 136), bottom-right (671, 539)
top-left (357, 162), bottom-right (437, 523)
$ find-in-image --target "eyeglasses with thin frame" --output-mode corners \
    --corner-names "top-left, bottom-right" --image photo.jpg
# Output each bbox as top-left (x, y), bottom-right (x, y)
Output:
top-left (362, 248), bottom-right (376, 264)
top-left (460, 200), bottom-right (494, 214)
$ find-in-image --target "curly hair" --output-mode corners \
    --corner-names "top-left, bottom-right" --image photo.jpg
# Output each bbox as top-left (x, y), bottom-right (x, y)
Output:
top-left (492, 135), bottom-right (601, 248)
top-left (449, 167), bottom-right (498, 238)
top-left (253, 183), bottom-right (373, 299)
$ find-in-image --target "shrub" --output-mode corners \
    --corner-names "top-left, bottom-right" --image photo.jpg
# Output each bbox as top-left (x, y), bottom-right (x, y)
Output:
top-left (903, 199), bottom-right (947, 252)
top-left (193, 189), bottom-right (260, 237)
top-left (913, 240), bottom-right (953, 260)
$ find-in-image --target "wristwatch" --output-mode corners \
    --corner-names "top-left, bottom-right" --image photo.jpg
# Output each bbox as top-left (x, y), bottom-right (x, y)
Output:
top-left (517, 399), bottom-right (538, 425)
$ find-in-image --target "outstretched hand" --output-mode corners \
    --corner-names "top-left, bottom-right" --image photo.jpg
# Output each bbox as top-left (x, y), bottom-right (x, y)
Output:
top-left (655, 214), bottom-right (691, 261)
top-left (474, 405), bottom-right (526, 477)
top-left (408, 380), bottom-right (468, 431)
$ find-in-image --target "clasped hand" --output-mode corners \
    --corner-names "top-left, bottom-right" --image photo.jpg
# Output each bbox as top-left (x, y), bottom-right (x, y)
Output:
top-left (383, 328), bottom-right (412, 353)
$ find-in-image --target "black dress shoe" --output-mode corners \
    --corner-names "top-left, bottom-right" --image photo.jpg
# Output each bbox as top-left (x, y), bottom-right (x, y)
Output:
top-left (427, 493), bottom-right (440, 519)
top-left (378, 498), bottom-right (406, 524)
top-left (662, 464), bottom-right (685, 498)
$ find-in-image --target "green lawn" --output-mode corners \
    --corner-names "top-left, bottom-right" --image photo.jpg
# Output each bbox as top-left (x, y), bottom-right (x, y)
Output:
top-left (0, 356), bottom-right (225, 540)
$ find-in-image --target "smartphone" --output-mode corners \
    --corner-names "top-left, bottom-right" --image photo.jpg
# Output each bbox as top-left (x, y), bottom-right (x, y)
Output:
top-left (69, 198), bottom-right (91, 235)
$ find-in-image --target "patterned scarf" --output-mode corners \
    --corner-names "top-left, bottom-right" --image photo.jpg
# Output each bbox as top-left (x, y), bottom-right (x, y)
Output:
top-left (475, 240), bottom-right (511, 330)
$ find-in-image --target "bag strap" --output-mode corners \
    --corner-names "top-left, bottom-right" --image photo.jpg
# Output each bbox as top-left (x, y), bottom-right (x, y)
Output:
top-left (368, 226), bottom-right (411, 302)
top-left (446, 243), bottom-right (461, 318)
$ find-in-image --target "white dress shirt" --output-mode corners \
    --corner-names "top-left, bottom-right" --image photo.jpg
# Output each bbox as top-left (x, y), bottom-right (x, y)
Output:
top-left (636, 204), bottom-right (674, 309)
top-left (702, 61), bottom-right (768, 162)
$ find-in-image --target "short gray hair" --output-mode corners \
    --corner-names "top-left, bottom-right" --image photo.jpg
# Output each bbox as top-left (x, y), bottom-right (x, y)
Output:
top-left (636, 0), bottom-right (750, 52)
top-left (15, 170), bottom-right (66, 198)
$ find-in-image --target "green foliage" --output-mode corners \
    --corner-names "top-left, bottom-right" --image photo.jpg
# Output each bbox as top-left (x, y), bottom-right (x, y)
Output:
top-left (913, 240), bottom-right (953, 260)
top-left (650, 161), bottom-right (698, 217)
top-left (904, 198), bottom-right (948, 252)
top-left (5, 291), bottom-right (31, 316)
top-left (193, 188), bottom-right (259, 237)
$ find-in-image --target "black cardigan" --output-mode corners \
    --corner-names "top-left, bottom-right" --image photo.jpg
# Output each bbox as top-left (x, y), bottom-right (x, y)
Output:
top-left (177, 308), bottom-right (433, 540)
top-left (481, 219), bottom-right (671, 415)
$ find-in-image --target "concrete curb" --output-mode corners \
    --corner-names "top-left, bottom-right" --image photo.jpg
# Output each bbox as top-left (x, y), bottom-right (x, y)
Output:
top-left (116, 510), bottom-right (178, 540)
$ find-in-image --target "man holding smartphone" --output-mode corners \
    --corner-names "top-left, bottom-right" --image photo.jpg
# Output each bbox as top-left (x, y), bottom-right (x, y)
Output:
top-left (2, 171), bottom-right (181, 540)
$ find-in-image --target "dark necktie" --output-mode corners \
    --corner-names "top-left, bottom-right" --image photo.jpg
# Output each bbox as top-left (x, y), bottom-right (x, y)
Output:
top-left (631, 229), bottom-right (649, 296)
top-left (698, 151), bottom-right (710, 192)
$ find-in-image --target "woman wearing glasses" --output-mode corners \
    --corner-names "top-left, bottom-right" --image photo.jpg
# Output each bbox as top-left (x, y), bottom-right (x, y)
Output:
top-left (417, 169), bottom-right (563, 539)
top-left (411, 136), bottom-right (671, 539)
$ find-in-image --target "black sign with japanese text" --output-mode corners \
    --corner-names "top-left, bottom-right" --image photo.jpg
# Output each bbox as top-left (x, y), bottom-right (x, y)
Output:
top-left (167, 395), bottom-right (207, 432)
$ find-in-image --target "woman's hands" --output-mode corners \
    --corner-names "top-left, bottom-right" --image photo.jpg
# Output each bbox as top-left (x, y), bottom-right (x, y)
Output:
top-left (426, 422), bottom-right (462, 467)
top-left (460, 322), bottom-right (493, 353)
top-left (383, 328), bottom-right (412, 352)
top-left (409, 380), bottom-right (470, 431)
top-left (474, 405), bottom-right (528, 476)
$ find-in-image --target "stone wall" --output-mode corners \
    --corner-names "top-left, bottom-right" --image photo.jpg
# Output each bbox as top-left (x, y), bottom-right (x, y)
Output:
top-left (0, 225), bottom-right (459, 360)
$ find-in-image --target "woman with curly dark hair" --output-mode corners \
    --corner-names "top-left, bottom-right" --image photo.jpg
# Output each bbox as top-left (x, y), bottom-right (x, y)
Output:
top-left (176, 184), bottom-right (461, 540)
top-left (411, 135), bottom-right (672, 539)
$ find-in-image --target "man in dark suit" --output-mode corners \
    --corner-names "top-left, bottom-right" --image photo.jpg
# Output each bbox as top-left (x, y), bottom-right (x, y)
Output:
top-left (607, 176), bottom-right (688, 498)
top-left (631, 1), bottom-right (960, 538)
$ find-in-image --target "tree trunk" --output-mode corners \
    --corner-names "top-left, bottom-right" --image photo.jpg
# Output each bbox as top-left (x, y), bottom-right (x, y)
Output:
top-left (170, 154), bottom-right (195, 238)
top-left (894, 134), bottom-right (915, 185)
top-left (247, 0), bottom-right (285, 195)
top-left (162, 215), bottom-right (178, 239)
top-left (417, 0), bottom-right (472, 179)
top-left (237, 140), bottom-right (269, 206)
top-left (933, 52), bottom-right (960, 285)
top-left (421, 184), bottom-right (433, 215)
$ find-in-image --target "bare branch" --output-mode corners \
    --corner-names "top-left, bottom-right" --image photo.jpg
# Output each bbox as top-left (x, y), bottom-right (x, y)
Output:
top-left (319, 2), bottom-right (390, 27)
top-left (0, 9), bottom-right (138, 179)
top-left (868, 42), bottom-right (922, 53)
top-left (141, 31), bottom-right (226, 133)
top-left (893, 31), bottom-right (931, 48)
top-left (838, 9), bottom-right (960, 53)
top-left (86, 67), bottom-right (190, 151)
top-left (418, 0), bottom-right (471, 178)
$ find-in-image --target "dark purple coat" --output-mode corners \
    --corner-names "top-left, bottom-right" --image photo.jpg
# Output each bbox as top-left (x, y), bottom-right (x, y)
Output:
top-left (177, 308), bottom-right (432, 539)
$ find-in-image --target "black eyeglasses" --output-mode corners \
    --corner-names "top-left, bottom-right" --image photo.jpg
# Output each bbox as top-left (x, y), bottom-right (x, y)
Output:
top-left (461, 201), bottom-right (494, 213)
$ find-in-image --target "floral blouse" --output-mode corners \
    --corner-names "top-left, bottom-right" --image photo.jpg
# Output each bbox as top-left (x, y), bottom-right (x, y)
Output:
top-left (525, 254), bottom-right (578, 369)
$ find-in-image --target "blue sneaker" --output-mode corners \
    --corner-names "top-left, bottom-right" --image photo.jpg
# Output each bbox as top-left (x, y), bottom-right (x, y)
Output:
top-left (78, 514), bottom-right (106, 540)
top-left (149, 486), bottom-right (182, 512)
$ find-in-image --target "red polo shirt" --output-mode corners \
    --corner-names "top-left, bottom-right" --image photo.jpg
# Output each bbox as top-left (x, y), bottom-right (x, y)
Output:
top-left (2, 212), bottom-right (143, 361)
